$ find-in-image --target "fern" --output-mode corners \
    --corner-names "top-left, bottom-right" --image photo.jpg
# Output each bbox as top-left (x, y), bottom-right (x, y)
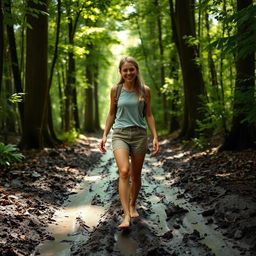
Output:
top-left (0, 142), bottom-right (24, 167)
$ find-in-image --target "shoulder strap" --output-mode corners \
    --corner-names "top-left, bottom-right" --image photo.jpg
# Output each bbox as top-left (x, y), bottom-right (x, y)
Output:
top-left (114, 84), bottom-right (123, 120)
top-left (115, 84), bottom-right (123, 105)
top-left (142, 85), bottom-right (147, 117)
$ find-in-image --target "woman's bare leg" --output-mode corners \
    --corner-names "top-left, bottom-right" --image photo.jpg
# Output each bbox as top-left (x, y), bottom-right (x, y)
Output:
top-left (129, 154), bottom-right (145, 217)
top-left (114, 149), bottom-right (131, 227)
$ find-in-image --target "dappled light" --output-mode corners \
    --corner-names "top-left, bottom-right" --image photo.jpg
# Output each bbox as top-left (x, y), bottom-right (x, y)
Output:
top-left (1, 0), bottom-right (256, 255)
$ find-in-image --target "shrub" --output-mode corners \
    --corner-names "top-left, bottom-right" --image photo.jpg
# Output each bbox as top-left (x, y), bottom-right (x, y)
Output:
top-left (0, 142), bottom-right (24, 167)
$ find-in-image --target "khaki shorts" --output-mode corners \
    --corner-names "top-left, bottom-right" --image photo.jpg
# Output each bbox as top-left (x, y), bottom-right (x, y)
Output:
top-left (112, 126), bottom-right (148, 155)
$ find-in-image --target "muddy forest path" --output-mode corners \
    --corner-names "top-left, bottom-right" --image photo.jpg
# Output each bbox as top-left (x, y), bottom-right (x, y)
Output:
top-left (33, 135), bottom-right (255, 256)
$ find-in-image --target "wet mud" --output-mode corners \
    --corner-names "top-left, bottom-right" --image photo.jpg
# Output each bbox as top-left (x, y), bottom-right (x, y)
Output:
top-left (1, 134), bottom-right (255, 256)
top-left (0, 135), bottom-right (101, 256)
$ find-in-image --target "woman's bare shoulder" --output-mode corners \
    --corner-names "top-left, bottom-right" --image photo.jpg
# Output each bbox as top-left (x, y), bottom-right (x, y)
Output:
top-left (144, 85), bottom-right (151, 94)
top-left (110, 84), bottom-right (118, 93)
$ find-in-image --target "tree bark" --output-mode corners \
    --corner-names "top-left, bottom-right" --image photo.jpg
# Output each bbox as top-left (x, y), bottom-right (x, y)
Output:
top-left (4, 0), bottom-right (24, 123)
top-left (221, 0), bottom-right (255, 150)
top-left (0, 0), bottom-right (4, 93)
top-left (58, 66), bottom-right (65, 130)
top-left (21, 0), bottom-right (49, 149)
top-left (72, 85), bottom-right (80, 130)
top-left (169, 0), bottom-right (206, 138)
top-left (42, 0), bottom-right (62, 145)
top-left (84, 64), bottom-right (94, 132)
top-left (64, 11), bottom-right (81, 132)
top-left (154, 0), bottom-right (169, 125)
top-left (93, 63), bottom-right (100, 130)
top-left (169, 54), bottom-right (180, 133)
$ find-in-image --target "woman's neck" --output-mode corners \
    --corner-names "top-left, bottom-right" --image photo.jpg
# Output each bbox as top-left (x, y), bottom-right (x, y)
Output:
top-left (123, 81), bottom-right (135, 91)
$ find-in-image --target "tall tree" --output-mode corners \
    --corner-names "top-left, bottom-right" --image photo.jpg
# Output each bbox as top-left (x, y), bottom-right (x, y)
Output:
top-left (221, 0), bottom-right (255, 150)
top-left (44, 0), bottom-right (62, 144)
top-left (21, 0), bottom-right (49, 149)
top-left (63, 1), bottom-right (83, 132)
top-left (4, 0), bottom-right (24, 123)
top-left (154, 0), bottom-right (169, 125)
top-left (93, 62), bottom-right (100, 130)
top-left (0, 0), bottom-right (3, 92)
top-left (169, 0), bottom-right (206, 138)
top-left (84, 46), bottom-right (95, 132)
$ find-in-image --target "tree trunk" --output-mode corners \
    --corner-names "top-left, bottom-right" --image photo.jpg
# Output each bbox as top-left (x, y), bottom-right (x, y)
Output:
top-left (57, 67), bottom-right (64, 130)
top-left (64, 12), bottom-right (80, 132)
top-left (169, 0), bottom-right (206, 138)
top-left (93, 63), bottom-right (100, 130)
top-left (64, 19), bottom-right (74, 132)
top-left (169, 54), bottom-right (180, 133)
top-left (84, 65), bottom-right (94, 132)
top-left (4, 0), bottom-right (24, 125)
top-left (72, 85), bottom-right (80, 130)
top-left (0, 0), bottom-right (3, 93)
top-left (21, 0), bottom-right (49, 149)
top-left (205, 13), bottom-right (219, 101)
top-left (221, 0), bottom-right (255, 150)
top-left (42, 0), bottom-right (62, 145)
top-left (154, 0), bottom-right (169, 125)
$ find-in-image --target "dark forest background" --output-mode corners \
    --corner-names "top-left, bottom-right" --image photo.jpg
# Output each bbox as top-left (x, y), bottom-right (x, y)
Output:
top-left (0, 0), bottom-right (256, 165)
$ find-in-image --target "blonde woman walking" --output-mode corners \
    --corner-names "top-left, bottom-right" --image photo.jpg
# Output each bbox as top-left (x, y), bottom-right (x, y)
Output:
top-left (100, 56), bottom-right (159, 228)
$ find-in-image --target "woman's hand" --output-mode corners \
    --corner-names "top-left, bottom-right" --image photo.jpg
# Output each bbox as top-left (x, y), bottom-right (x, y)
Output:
top-left (151, 137), bottom-right (159, 155)
top-left (99, 136), bottom-right (107, 153)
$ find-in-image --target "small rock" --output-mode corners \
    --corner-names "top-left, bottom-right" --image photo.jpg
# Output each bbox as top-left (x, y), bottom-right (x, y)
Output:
top-left (234, 230), bottom-right (243, 240)
top-left (173, 223), bottom-right (181, 229)
top-left (162, 230), bottom-right (173, 240)
top-left (31, 171), bottom-right (41, 178)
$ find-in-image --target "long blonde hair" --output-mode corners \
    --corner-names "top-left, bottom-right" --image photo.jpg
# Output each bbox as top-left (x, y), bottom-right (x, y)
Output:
top-left (117, 56), bottom-right (145, 101)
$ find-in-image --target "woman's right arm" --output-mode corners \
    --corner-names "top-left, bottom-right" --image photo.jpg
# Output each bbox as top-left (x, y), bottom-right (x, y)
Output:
top-left (100, 86), bottom-right (117, 152)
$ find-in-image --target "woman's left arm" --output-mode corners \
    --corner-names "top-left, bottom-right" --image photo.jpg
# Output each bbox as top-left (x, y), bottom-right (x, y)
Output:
top-left (144, 86), bottom-right (159, 155)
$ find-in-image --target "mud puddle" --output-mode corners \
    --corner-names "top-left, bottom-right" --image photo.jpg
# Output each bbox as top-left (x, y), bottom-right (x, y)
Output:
top-left (33, 142), bottom-right (247, 256)
top-left (141, 157), bottom-right (247, 255)
top-left (32, 149), bottom-right (117, 256)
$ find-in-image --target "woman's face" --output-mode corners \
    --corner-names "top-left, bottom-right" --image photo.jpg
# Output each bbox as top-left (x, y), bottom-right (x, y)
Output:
top-left (120, 62), bottom-right (138, 83)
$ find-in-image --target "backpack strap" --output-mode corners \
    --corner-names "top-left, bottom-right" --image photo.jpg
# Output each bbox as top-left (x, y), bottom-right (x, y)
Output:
top-left (142, 85), bottom-right (147, 117)
top-left (115, 84), bottom-right (123, 105)
top-left (114, 84), bottom-right (123, 118)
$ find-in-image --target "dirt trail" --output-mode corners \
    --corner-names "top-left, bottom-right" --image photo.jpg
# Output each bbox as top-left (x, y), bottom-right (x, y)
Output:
top-left (1, 134), bottom-right (255, 255)
top-left (33, 136), bottom-right (255, 256)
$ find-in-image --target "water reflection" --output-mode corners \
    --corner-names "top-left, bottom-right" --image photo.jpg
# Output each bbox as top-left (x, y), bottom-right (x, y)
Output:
top-left (36, 205), bottom-right (106, 256)
top-left (115, 230), bottom-right (138, 256)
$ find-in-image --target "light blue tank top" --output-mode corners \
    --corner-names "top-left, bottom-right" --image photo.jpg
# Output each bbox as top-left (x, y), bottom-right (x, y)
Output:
top-left (113, 88), bottom-right (146, 129)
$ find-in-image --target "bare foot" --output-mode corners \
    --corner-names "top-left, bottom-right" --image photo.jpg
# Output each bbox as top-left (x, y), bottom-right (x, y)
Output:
top-left (118, 215), bottom-right (130, 228)
top-left (130, 205), bottom-right (139, 218)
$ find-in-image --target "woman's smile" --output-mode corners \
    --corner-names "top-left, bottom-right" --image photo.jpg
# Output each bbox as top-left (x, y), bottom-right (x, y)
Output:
top-left (120, 62), bottom-right (138, 83)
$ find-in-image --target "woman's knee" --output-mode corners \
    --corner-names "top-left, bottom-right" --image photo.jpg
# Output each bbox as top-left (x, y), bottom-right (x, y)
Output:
top-left (119, 167), bottom-right (130, 179)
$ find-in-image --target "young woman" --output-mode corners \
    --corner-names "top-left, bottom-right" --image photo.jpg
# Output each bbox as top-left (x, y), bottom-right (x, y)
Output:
top-left (100, 56), bottom-right (159, 228)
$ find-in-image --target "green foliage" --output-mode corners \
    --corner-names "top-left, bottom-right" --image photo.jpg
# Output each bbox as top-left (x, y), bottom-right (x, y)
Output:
top-left (242, 105), bottom-right (256, 124)
top-left (195, 98), bottom-right (232, 138)
top-left (8, 93), bottom-right (25, 103)
top-left (58, 128), bottom-right (80, 145)
top-left (0, 143), bottom-right (24, 167)
top-left (191, 137), bottom-right (209, 150)
top-left (233, 90), bottom-right (256, 125)
top-left (208, 5), bottom-right (256, 59)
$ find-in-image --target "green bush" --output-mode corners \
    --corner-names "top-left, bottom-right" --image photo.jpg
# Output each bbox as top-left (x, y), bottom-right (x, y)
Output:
top-left (0, 142), bottom-right (24, 167)
top-left (58, 128), bottom-right (80, 145)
